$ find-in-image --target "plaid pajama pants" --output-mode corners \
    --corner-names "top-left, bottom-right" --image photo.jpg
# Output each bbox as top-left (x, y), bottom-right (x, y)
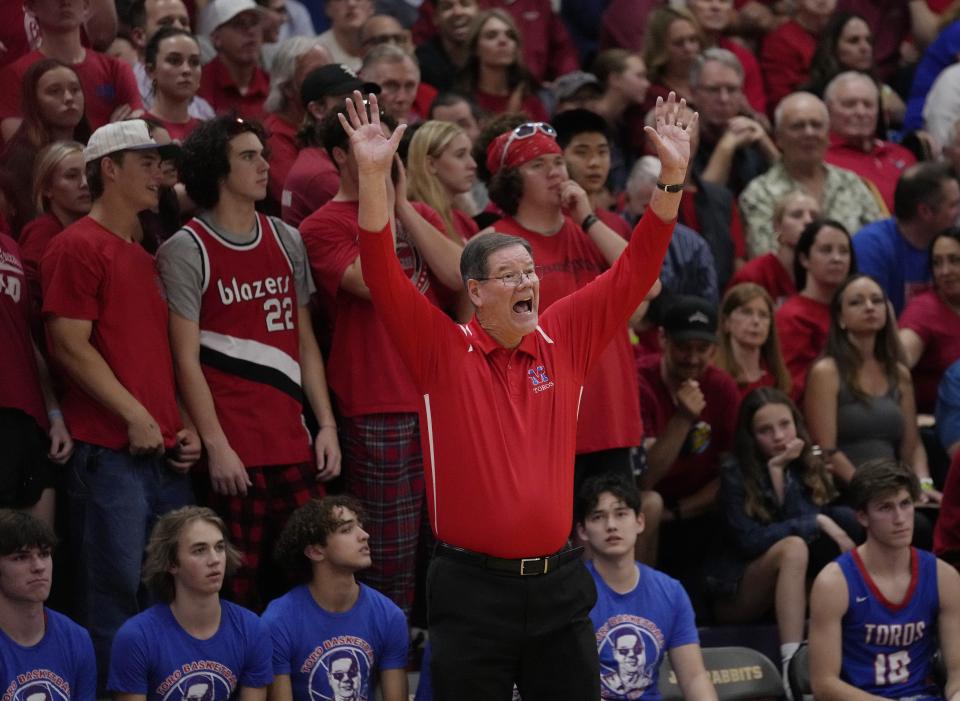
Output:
top-left (214, 461), bottom-right (323, 611)
top-left (341, 412), bottom-right (425, 617)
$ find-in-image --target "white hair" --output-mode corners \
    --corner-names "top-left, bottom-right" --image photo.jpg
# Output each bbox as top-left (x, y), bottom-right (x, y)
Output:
top-left (626, 156), bottom-right (662, 194)
top-left (823, 70), bottom-right (877, 106)
top-left (265, 37), bottom-right (327, 114)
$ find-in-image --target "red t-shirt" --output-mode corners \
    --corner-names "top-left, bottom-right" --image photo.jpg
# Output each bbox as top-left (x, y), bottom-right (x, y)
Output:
top-left (358, 206), bottom-right (673, 557)
top-left (0, 49), bottom-right (141, 131)
top-left (825, 134), bottom-right (916, 213)
top-left (760, 20), bottom-right (816, 113)
top-left (265, 113), bottom-right (298, 205)
top-left (775, 293), bottom-right (830, 400)
top-left (18, 212), bottom-right (64, 326)
top-left (198, 56), bottom-right (270, 120)
top-left (726, 252), bottom-right (796, 306)
top-left (472, 89), bottom-right (548, 122)
top-left (0, 6), bottom-right (39, 69)
top-left (495, 215), bottom-right (642, 453)
top-left (718, 36), bottom-right (766, 115)
top-left (597, 208), bottom-right (632, 240)
top-left (143, 112), bottom-right (202, 142)
top-left (40, 216), bottom-right (181, 450)
top-left (413, 82), bottom-right (438, 122)
top-left (637, 354), bottom-right (739, 503)
top-left (0, 233), bottom-right (46, 429)
top-left (281, 147), bottom-right (340, 229)
top-left (452, 209), bottom-right (479, 241)
top-left (899, 289), bottom-right (960, 414)
top-left (300, 199), bottom-right (455, 417)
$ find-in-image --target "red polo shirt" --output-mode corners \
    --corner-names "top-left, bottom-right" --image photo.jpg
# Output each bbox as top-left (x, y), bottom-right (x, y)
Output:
top-left (495, 215), bottom-right (643, 454)
top-left (825, 133), bottom-right (915, 213)
top-left (198, 56), bottom-right (270, 120)
top-left (358, 207), bottom-right (672, 557)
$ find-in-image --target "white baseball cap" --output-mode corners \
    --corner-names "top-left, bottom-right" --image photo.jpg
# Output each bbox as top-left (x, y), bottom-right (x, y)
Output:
top-left (83, 120), bottom-right (180, 164)
top-left (206, 0), bottom-right (263, 32)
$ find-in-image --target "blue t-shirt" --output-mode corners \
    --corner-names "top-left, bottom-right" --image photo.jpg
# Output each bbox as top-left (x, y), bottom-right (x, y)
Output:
top-left (261, 583), bottom-right (408, 701)
top-left (837, 548), bottom-right (941, 700)
top-left (0, 608), bottom-right (96, 701)
top-left (107, 601), bottom-right (273, 700)
top-left (852, 218), bottom-right (930, 315)
top-left (587, 561), bottom-right (699, 701)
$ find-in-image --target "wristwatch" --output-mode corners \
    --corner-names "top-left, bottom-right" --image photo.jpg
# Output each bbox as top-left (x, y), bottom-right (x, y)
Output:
top-left (656, 182), bottom-right (684, 193)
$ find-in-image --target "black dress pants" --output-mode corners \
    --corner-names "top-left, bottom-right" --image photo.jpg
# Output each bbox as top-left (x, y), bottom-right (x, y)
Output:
top-left (428, 553), bottom-right (600, 701)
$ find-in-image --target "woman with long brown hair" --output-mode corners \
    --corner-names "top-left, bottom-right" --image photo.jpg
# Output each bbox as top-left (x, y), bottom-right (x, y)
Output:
top-left (455, 9), bottom-right (547, 121)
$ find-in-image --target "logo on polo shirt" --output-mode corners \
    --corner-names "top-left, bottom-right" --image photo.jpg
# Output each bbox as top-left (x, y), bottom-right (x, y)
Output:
top-left (528, 365), bottom-right (554, 393)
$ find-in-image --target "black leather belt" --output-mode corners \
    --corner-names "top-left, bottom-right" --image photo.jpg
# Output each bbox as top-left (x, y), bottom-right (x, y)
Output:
top-left (435, 543), bottom-right (582, 576)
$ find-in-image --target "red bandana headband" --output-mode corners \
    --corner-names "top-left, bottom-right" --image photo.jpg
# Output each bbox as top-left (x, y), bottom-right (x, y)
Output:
top-left (486, 124), bottom-right (562, 175)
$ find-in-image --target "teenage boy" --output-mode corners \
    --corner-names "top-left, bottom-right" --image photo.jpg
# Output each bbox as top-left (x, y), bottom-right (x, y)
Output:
top-left (0, 510), bottom-right (95, 701)
top-left (40, 119), bottom-right (199, 686)
top-left (809, 460), bottom-right (960, 701)
top-left (158, 115), bottom-right (341, 609)
top-left (576, 474), bottom-right (717, 701)
top-left (108, 506), bottom-right (274, 701)
top-left (298, 105), bottom-right (463, 616)
top-left (262, 496), bottom-right (408, 701)
top-left (553, 108), bottom-right (632, 239)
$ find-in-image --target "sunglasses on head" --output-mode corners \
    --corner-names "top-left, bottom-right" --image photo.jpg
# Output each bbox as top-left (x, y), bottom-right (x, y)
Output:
top-left (499, 122), bottom-right (557, 169)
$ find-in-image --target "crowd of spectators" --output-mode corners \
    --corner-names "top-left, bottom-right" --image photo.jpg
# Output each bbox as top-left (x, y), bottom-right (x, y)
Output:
top-left (5, 0), bottom-right (960, 697)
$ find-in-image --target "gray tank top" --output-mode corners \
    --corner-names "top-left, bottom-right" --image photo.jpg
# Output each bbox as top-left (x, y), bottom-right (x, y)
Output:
top-left (836, 375), bottom-right (903, 468)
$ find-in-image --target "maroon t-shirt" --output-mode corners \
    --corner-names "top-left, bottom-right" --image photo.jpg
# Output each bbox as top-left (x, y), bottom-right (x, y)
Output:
top-left (899, 289), bottom-right (960, 414)
top-left (0, 49), bottom-right (141, 131)
top-left (0, 6), bottom-right (39, 69)
top-left (638, 354), bottom-right (739, 503)
top-left (934, 451), bottom-right (960, 558)
top-left (40, 216), bottom-right (181, 450)
top-left (281, 146), bottom-right (340, 229)
top-left (0, 233), bottom-right (46, 429)
top-left (265, 113), bottom-right (298, 205)
top-left (18, 212), bottom-right (64, 324)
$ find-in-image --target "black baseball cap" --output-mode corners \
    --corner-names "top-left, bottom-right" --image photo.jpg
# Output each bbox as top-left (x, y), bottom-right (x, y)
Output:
top-left (300, 64), bottom-right (380, 107)
top-left (661, 296), bottom-right (718, 343)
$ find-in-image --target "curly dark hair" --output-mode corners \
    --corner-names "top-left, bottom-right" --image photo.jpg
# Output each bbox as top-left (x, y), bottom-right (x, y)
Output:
top-left (179, 114), bottom-right (268, 209)
top-left (487, 166), bottom-right (524, 215)
top-left (274, 495), bottom-right (366, 582)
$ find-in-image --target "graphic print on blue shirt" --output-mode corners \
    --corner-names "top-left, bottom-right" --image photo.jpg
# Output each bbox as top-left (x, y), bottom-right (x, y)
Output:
top-left (586, 561), bottom-right (699, 701)
top-left (836, 548), bottom-right (941, 700)
top-left (107, 601), bottom-right (273, 701)
top-left (261, 584), bottom-right (408, 701)
top-left (0, 609), bottom-right (96, 701)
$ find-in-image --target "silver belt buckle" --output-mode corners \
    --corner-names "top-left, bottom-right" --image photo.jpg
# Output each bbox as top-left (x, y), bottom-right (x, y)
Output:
top-left (520, 557), bottom-right (546, 575)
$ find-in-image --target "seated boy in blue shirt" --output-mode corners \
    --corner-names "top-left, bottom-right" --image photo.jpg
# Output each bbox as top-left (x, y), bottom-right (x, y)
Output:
top-left (108, 506), bottom-right (273, 701)
top-left (0, 510), bottom-right (96, 701)
top-left (575, 474), bottom-right (717, 701)
top-left (262, 495), bottom-right (408, 701)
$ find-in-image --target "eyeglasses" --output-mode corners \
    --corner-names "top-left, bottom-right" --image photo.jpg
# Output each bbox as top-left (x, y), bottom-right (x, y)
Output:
top-left (475, 270), bottom-right (540, 287)
top-left (499, 122), bottom-right (557, 169)
top-left (362, 32), bottom-right (408, 47)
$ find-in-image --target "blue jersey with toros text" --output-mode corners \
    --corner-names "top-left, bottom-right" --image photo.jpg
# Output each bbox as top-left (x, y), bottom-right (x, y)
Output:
top-left (837, 548), bottom-right (942, 700)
